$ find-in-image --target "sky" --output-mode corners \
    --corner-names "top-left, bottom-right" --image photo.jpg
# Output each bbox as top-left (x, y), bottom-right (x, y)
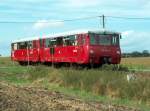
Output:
top-left (0, 0), bottom-right (150, 56)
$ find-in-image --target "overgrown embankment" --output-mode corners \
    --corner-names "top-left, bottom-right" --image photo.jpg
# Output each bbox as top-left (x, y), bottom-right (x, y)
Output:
top-left (0, 82), bottom-right (141, 111)
top-left (25, 65), bottom-right (150, 104)
top-left (0, 57), bottom-right (150, 111)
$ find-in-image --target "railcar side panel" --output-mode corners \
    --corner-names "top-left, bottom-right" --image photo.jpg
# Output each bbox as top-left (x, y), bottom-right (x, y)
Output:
top-left (11, 30), bottom-right (121, 65)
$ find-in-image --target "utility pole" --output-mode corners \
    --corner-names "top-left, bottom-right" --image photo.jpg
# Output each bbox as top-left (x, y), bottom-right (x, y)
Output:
top-left (102, 14), bottom-right (105, 29)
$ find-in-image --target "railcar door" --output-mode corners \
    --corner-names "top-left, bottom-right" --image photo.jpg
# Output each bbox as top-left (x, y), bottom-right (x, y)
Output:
top-left (50, 38), bottom-right (56, 62)
top-left (76, 34), bottom-right (87, 64)
top-left (17, 42), bottom-right (28, 61)
top-left (31, 40), bottom-right (40, 62)
top-left (63, 35), bottom-right (78, 63)
top-left (27, 41), bottom-right (34, 62)
top-left (50, 46), bottom-right (55, 62)
top-left (50, 47), bottom-right (55, 55)
top-left (39, 39), bottom-right (45, 62)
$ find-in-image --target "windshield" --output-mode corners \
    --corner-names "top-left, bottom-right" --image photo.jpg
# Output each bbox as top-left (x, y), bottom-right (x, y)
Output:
top-left (90, 33), bottom-right (119, 46)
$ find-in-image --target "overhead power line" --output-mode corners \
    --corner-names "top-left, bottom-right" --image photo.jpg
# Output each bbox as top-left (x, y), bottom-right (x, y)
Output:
top-left (0, 15), bottom-right (150, 23)
top-left (0, 16), bottom-right (100, 23)
top-left (107, 16), bottom-right (150, 20)
top-left (0, 14), bottom-right (150, 33)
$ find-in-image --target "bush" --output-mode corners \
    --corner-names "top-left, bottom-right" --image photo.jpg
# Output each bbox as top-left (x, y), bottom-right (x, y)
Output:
top-left (99, 64), bottom-right (129, 72)
top-left (60, 69), bottom-right (150, 102)
top-left (61, 69), bottom-right (123, 94)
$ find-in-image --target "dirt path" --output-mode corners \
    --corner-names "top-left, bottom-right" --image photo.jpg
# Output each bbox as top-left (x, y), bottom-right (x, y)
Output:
top-left (0, 82), bottom-right (140, 111)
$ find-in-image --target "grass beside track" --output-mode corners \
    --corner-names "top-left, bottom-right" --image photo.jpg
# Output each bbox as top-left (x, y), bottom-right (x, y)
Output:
top-left (0, 57), bottom-right (150, 111)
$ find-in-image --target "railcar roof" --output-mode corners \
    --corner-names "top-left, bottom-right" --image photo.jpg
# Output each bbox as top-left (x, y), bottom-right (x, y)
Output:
top-left (44, 29), bottom-right (120, 39)
top-left (12, 29), bottom-right (120, 43)
top-left (12, 37), bottom-right (40, 43)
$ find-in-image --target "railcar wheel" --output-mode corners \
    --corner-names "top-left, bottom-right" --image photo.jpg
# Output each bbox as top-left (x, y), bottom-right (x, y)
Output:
top-left (18, 61), bottom-right (28, 66)
top-left (53, 63), bottom-right (62, 68)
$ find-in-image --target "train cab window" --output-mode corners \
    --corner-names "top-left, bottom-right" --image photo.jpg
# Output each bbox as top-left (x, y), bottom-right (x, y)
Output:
top-left (99, 35), bottom-right (111, 45)
top-left (11, 43), bottom-right (18, 50)
top-left (112, 35), bottom-right (119, 45)
top-left (90, 33), bottom-right (112, 45)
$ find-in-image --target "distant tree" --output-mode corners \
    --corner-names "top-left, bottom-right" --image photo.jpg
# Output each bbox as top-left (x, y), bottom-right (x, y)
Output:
top-left (122, 53), bottom-right (130, 58)
top-left (122, 50), bottom-right (150, 58)
top-left (142, 50), bottom-right (149, 57)
top-left (131, 51), bottom-right (141, 57)
top-left (0, 54), bottom-right (1, 57)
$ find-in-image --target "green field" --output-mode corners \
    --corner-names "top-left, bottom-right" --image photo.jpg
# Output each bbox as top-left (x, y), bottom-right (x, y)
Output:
top-left (0, 57), bottom-right (150, 111)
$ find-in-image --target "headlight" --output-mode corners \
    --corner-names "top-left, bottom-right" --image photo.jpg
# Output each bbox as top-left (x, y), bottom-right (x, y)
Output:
top-left (12, 51), bottom-right (14, 57)
top-left (116, 51), bottom-right (120, 54)
top-left (90, 50), bottom-right (94, 54)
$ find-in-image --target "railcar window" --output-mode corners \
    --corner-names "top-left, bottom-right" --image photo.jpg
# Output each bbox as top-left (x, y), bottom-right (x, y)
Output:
top-left (56, 37), bottom-right (63, 46)
top-left (33, 41), bottom-right (37, 48)
top-left (18, 42), bottom-right (27, 49)
top-left (45, 38), bottom-right (57, 47)
top-left (63, 35), bottom-right (76, 46)
top-left (40, 39), bottom-right (43, 47)
top-left (50, 38), bottom-right (56, 47)
top-left (63, 37), bottom-right (71, 46)
top-left (70, 35), bottom-right (76, 46)
top-left (11, 44), bottom-right (13, 50)
top-left (14, 43), bottom-right (17, 50)
top-left (77, 35), bottom-right (86, 46)
top-left (89, 34), bottom-right (97, 45)
top-left (28, 41), bottom-right (33, 49)
top-left (45, 38), bottom-right (51, 47)
top-left (45, 38), bottom-right (56, 47)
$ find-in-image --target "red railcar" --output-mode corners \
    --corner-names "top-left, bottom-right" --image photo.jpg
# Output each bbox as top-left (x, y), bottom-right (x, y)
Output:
top-left (11, 30), bottom-right (121, 66)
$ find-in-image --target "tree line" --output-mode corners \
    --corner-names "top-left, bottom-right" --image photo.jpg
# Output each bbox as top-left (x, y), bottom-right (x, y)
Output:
top-left (122, 50), bottom-right (150, 58)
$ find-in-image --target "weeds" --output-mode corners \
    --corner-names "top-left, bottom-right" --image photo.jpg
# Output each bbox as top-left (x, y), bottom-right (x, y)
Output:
top-left (60, 69), bottom-right (150, 103)
top-left (27, 66), bottom-right (49, 81)
top-left (0, 57), bottom-right (150, 106)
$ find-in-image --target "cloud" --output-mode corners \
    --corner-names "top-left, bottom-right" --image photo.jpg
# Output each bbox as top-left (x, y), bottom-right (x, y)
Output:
top-left (33, 20), bottom-right (64, 30)
top-left (57, 0), bottom-right (150, 18)
top-left (144, 1), bottom-right (150, 9)
top-left (122, 30), bottom-right (134, 36)
top-left (61, 0), bottom-right (100, 8)
top-left (60, 0), bottom-right (148, 9)
top-left (121, 30), bottom-right (150, 52)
